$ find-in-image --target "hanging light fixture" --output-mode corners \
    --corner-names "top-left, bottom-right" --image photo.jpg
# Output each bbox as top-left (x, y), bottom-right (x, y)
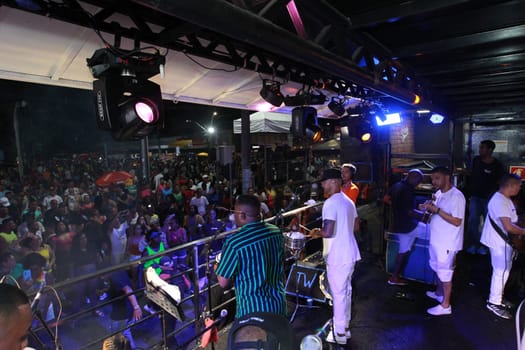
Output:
top-left (259, 79), bottom-right (284, 107)
top-left (291, 106), bottom-right (322, 143)
top-left (327, 96), bottom-right (346, 116)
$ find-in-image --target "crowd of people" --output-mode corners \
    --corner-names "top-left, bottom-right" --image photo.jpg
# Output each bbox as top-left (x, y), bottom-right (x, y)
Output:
top-left (0, 153), bottom-right (317, 319)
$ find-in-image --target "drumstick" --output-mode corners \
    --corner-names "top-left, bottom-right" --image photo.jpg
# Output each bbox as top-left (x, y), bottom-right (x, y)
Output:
top-left (299, 224), bottom-right (312, 234)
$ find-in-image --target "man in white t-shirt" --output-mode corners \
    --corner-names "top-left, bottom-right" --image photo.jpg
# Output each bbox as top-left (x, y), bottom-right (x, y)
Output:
top-left (310, 168), bottom-right (360, 345)
top-left (420, 166), bottom-right (465, 316)
top-left (481, 173), bottom-right (525, 319)
top-left (190, 188), bottom-right (209, 216)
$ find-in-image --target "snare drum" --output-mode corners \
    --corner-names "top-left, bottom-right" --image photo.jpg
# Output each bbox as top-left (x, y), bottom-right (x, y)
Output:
top-left (284, 231), bottom-right (306, 251)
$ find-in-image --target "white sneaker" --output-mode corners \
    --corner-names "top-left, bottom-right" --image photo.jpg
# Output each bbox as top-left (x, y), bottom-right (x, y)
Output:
top-left (426, 291), bottom-right (444, 304)
top-left (427, 304), bottom-right (451, 316)
top-left (326, 329), bottom-right (347, 345)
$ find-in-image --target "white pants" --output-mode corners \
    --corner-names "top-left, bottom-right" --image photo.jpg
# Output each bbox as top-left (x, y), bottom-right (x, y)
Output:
top-left (488, 244), bottom-right (515, 305)
top-left (327, 261), bottom-right (356, 334)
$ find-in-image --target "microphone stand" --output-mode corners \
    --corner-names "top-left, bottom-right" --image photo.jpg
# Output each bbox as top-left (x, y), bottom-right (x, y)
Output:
top-left (201, 225), bottom-right (223, 350)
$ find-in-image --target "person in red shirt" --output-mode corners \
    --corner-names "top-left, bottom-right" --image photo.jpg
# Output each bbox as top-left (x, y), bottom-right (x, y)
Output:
top-left (341, 163), bottom-right (359, 203)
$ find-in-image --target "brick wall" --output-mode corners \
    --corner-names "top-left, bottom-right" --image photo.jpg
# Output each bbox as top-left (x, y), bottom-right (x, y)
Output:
top-left (390, 117), bottom-right (415, 168)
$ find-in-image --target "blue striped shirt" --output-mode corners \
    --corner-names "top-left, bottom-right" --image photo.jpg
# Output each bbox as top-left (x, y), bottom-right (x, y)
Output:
top-left (216, 221), bottom-right (286, 318)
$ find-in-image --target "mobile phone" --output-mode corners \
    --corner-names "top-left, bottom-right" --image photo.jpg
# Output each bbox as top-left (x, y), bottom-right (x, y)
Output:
top-left (23, 269), bottom-right (32, 281)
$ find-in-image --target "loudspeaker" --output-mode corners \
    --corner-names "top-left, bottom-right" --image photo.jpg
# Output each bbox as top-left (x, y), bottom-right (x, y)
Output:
top-left (285, 263), bottom-right (327, 303)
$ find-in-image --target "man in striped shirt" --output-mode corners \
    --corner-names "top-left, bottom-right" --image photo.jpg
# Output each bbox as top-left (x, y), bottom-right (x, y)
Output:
top-left (216, 194), bottom-right (286, 318)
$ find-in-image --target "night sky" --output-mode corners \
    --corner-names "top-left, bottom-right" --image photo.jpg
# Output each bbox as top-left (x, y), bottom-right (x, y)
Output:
top-left (0, 79), bottom-right (241, 163)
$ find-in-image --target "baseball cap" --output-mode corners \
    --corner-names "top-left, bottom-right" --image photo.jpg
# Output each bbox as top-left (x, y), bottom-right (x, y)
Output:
top-left (408, 168), bottom-right (424, 177)
top-left (319, 168), bottom-right (341, 182)
top-left (0, 197), bottom-right (10, 207)
top-left (227, 312), bottom-right (296, 350)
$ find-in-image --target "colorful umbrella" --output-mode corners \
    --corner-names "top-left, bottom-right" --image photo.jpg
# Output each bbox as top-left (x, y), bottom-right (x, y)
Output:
top-left (95, 171), bottom-right (134, 187)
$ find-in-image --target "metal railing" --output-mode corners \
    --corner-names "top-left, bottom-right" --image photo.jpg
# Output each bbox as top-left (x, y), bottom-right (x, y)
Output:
top-left (28, 202), bottom-right (322, 350)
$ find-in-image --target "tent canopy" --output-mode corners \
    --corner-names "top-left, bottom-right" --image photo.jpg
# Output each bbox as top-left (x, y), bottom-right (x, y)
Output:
top-left (233, 111), bottom-right (291, 134)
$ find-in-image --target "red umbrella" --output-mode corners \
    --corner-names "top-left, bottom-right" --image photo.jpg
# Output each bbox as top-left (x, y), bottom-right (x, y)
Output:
top-left (95, 171), bottom-right (134, 187)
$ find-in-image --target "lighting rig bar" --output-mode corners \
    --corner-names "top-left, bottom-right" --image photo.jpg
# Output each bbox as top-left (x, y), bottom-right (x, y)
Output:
top-left (4, 0), bottom-right (434, 108)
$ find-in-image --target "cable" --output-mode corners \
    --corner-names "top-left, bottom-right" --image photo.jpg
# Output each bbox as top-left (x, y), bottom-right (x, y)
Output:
top-left (46, 285), bottom-right (63, 350)
top-left (183, 52), bottom-right (240, 72)
top-left (82, 7), bottom-right (169, 58)
top-left (0, 274), bottom-right (22, 288)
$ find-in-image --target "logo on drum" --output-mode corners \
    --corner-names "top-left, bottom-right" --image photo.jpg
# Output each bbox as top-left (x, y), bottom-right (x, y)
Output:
top-left (297, 271), bottom-right (317, 288)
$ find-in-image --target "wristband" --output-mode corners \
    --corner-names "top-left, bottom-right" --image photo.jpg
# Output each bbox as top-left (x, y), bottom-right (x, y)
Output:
top-left (133, 305), bottom-right (140, 310)
top-left (437, 208), bottom-right (441, 214)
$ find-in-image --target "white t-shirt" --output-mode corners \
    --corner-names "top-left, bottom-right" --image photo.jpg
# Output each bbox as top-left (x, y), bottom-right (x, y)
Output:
top-left (429, 186), bottom-right (466, 251)
top-left (190, 196), bottom-right (209, 216)
top-left (480, 191), bottom-right (518, 249)
top-left (322, 192), bottom-right (361, 265)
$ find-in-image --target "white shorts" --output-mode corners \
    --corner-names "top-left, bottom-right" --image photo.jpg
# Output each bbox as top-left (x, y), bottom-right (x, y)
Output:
top-left (429, 245), bottom-right (457, 282)
top-left (395, 222), bottom-right (427, 254)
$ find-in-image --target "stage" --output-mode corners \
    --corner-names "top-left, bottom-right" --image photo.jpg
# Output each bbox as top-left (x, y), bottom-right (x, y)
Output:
top-left (47, 250), bottom-right (519, 350)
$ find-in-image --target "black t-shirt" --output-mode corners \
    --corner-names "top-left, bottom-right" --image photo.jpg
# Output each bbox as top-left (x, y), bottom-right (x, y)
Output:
top-left (389, 180), bottom-right (419, 233)
top-left (469, 156), bottom-right (504, 199)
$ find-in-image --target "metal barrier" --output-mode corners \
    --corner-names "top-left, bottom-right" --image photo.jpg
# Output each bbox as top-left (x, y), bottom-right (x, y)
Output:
top-left (28, 202), bottom-right (322, 349)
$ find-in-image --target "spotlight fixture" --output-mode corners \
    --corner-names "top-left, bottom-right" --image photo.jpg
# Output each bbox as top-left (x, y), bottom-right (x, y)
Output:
top-left (92, 74), bottom-right (162, 141)
top-left (291, 106), bottom-right (322, 143)
top-left (259, 79), bottom-right (284, 107)
top-left (346, 104), bottom-right (369, 117)
top-left (88, 47), bottom-right (164, 141)
top-left (284, 89), bottom-right (327, 106)
top-left (354, 119), bottom-right (374, 144)
top-left (327, 96), bottom-right (346, 116)
top-left (430, 113), bottom-right (445, 124)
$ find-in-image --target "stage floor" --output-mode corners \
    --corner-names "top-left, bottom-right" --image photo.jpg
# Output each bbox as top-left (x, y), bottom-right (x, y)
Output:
top-left (48, 251), bottom-right (519, 350)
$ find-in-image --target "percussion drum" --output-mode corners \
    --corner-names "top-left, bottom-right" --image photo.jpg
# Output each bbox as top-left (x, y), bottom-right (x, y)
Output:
top-left (284, 231), bottom-right (306, 251)
top-left (318, 271), bottom-right (332, 303)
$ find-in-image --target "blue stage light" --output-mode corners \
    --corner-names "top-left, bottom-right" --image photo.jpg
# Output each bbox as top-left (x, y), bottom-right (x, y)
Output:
top-left (376, 112), bottom-right (401, 126)
top-left (430, 113), bottom-right (445, 124)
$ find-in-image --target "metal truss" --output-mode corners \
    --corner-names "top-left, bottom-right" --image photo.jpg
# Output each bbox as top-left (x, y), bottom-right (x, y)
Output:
top-left (2, 0), bottom-right (433, 107)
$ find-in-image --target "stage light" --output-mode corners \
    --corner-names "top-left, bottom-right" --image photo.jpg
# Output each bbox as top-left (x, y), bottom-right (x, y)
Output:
top-left (284, 89), bottom-right (327, 106)
top-left (88, 47), bottom-right (164, 141)
top-left (259, 79), bottom-right (284, 107)
top-left (291, 106), bottom-right (321, 143)
top-left (356, 120), bottom-right (373, 144)
top-left (327, 97), bottom-right (346, 116)
top-left (93, 75), bottom-right (162, 141)
top-left (413, 94), bottom-right (421, 105)
top-left (360, 129), bottom-right (372, 143)
top-left (430, 113), bottom-right (445, 124)
top-left (284, 90), bottom-right (309, 106)
top-left (376, 112), bottom-right (401, 126)
top-left (346, 104), bottom-right (368, 117)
